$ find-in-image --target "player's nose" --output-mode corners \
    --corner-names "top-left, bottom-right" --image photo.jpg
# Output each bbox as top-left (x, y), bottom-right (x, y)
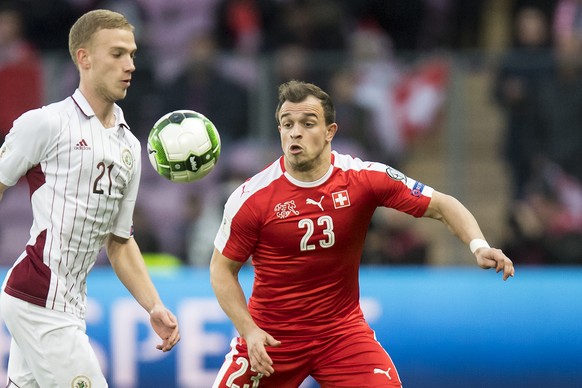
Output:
top-left (289, 124), bottom-right (302, 138)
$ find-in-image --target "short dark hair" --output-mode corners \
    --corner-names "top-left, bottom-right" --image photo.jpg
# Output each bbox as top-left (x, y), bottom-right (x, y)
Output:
top-left (275, 80), bottom-right (335, 125)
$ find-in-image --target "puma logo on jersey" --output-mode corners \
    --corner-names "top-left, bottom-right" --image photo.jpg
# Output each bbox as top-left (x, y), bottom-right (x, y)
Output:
top-left (74, 139), bottom-right (91, 150)
top-left (306, 196), bottom-right (324, 211)
top-left (373, 368), bottom-right (392, 379)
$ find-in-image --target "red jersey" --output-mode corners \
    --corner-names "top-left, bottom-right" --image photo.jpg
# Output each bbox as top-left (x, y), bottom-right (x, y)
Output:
top-left (214, 152), bottom-right (432, 339)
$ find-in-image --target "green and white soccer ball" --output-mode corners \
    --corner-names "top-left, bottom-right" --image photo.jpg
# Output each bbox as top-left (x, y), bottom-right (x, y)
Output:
top-left (147, 110), bottom-right (221, 183)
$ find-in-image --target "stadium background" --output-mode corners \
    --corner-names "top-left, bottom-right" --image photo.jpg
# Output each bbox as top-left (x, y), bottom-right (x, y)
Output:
top-left (1, 0), bottom-right (581, 387)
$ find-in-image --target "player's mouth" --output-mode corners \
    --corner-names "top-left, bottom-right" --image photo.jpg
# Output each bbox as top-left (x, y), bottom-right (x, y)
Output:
top-left (122, 79), bottom-right (131, 87)
top-left (289, 144), bottom-right (303, 155)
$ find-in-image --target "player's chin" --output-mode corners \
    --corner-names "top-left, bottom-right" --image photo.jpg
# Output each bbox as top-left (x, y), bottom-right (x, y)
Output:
top-left (117, 89), bottom-right (129, 100)
top-left (113, 85), bottom-right (129, 99)
top-left (286, 149), bottom-right (307, 162)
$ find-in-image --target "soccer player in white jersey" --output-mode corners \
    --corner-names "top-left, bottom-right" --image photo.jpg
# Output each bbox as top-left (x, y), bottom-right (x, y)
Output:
top-left (0, 9), bottom-right (180, 387)
top-left (210, 80), bottom-right (515, 387)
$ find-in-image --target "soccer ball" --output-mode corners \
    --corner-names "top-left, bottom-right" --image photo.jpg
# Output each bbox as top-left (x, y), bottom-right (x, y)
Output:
top-left (147, 110), bottom-right (221, 183)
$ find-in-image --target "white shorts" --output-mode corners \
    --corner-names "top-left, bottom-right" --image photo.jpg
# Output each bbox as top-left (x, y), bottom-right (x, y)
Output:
top-left (0, 292), bottom-right (107, 388)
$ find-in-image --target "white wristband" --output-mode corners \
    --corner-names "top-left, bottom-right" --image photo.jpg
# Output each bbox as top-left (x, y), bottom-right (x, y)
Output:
top-left (469, 238), bottom-right (490, 254)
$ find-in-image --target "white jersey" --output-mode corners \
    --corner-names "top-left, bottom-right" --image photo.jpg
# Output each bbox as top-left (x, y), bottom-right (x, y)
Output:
top-left (0, 89), bottom-right (141, 319)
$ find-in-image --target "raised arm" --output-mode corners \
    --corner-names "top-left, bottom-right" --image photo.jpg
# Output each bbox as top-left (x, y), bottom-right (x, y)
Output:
top-left (423, 190), bottom-right (515, 280)
top-left (105, 234), bottom-right (180, 351)
top-left (210, 248), bottom-right (281, 376)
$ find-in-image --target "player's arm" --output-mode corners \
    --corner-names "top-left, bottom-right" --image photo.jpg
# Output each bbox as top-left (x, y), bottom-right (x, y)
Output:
top-left (210, 248), bottom-right (281, 376)
top-left (0, 182), bottom-right (8, 202)
top-left (423, 190), bottom-right (515, 280)
top-left (105, 234), bottom-right (180, 351)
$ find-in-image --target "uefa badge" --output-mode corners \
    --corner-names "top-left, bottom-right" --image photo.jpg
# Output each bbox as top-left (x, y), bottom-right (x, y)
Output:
top-left (122, 148), bottom-right (133, 169)
top-left (386, 166), bottom-right (406, 182)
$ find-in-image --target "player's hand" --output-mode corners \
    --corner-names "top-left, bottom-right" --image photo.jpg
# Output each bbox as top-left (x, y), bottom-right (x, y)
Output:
top-left (244, 327), bottom-right (281, 377)
top-left (149, 304), bottom-right (181, 352)
top-left (475, 247), bottom-right (515, 281)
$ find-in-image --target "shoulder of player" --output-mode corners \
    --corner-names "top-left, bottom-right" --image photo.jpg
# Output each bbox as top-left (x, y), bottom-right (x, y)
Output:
top-left (119, 124), bottom-right (141, 150)
top-left (11, 105), bottom-right (62, 137)
top-left (33, 96), bottom-right (81, 131)
top-left (225, 159), bottom-right (283, 205)
top-left (332, 151), bottom-right (387, 174)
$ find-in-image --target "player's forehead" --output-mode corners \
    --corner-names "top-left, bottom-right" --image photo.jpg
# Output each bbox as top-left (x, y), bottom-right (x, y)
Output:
top-left (90, 28), bottom-right (136, 51)
top-left (279, 95), bottom-right (324, 121)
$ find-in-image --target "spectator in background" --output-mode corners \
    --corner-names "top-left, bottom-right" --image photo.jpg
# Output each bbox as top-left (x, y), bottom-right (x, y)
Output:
top-left (537, 34), bottom-right (582, 183)
top-left (260, 0), bottom-right (349, 52)
top-left (553, 0), bottom-right (582, 45)
top-left (352, 0), bottom-right (425, 52)
top-left (132, 204), bottom-right (162, 254)
top-left (0, 2), bottom-right (43, 144)
top-left (18, 0), bottom-right (82, 102)
top-left (160, 33), bottom-right (250, 147)
top-left (504, 160), bottom-right (582, 265)
top-left (327, 68), bottom-right (376, 159)
top-left (349, 25), bottom-right (403, 165)
top-left (349, 24), bottom-right (448, 166)
top-left (501, 4), bottom-right (582, 265)
top-left (215, 0), bottom-right (271, 54)
top-left (362, 208), bottom-right (429, 265)
top-left (135, 0), bottom-right (219, 84)
top-left (447, 0), bottom-right (487, 49)
top-left (19, 0), bottom-right (81, 52)
top-left (493, 5), bottom-right (553, 200)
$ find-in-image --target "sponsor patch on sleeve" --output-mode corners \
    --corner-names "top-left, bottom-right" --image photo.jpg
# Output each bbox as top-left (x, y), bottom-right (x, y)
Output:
top-left (410, 181), bottom-right (425, 197)
top-left (386, 166), bottom-right (407, 182)
top-left (0, 144), bottom-right (9, 160)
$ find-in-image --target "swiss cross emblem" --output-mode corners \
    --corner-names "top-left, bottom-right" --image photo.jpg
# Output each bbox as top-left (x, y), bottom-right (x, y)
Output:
top-left (332, 190), bottom-right (350, 209)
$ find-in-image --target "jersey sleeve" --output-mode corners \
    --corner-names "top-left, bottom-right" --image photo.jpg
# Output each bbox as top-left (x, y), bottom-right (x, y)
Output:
top-left (214, 187), bottom-right (261, 263)
top-left (111, 140), bottom-right (142, 239)
top-left (0, 108), bottom-right (56, 186)
top-left (367, 163), bottom-right (433, 217)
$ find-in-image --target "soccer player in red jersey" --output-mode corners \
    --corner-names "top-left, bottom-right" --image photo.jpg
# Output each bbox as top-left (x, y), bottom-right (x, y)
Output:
top-left (210, 80), bottom-right (514, 387)
top-left (0, 10), bottom-right (179, 387)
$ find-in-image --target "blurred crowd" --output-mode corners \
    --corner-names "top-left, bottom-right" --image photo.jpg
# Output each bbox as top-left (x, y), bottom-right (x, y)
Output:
top-left (494, 0), bottom-right (582, 265)
top-left (1, 0), bottom-right (581, 266)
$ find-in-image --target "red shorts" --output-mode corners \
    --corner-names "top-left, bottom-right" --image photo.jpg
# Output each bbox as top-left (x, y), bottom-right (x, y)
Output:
top-left (212, 324), bottom-right (402, 388)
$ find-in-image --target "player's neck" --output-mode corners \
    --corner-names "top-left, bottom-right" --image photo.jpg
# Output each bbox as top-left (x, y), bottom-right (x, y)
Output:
top-left (284, 153), bottom-right (332, 183)
top-left (78, 85), bottom-right (116, 128)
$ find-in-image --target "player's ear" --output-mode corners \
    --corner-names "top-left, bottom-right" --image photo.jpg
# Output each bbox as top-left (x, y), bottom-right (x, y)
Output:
top-left (326, 123), bottom-right (337, 142)
top-left (76, 48), bottom-right (90, 69)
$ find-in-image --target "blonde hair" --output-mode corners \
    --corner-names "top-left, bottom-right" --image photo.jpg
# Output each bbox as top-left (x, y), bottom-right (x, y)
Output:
top-left (68, 9), bottom-right (134, 65)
